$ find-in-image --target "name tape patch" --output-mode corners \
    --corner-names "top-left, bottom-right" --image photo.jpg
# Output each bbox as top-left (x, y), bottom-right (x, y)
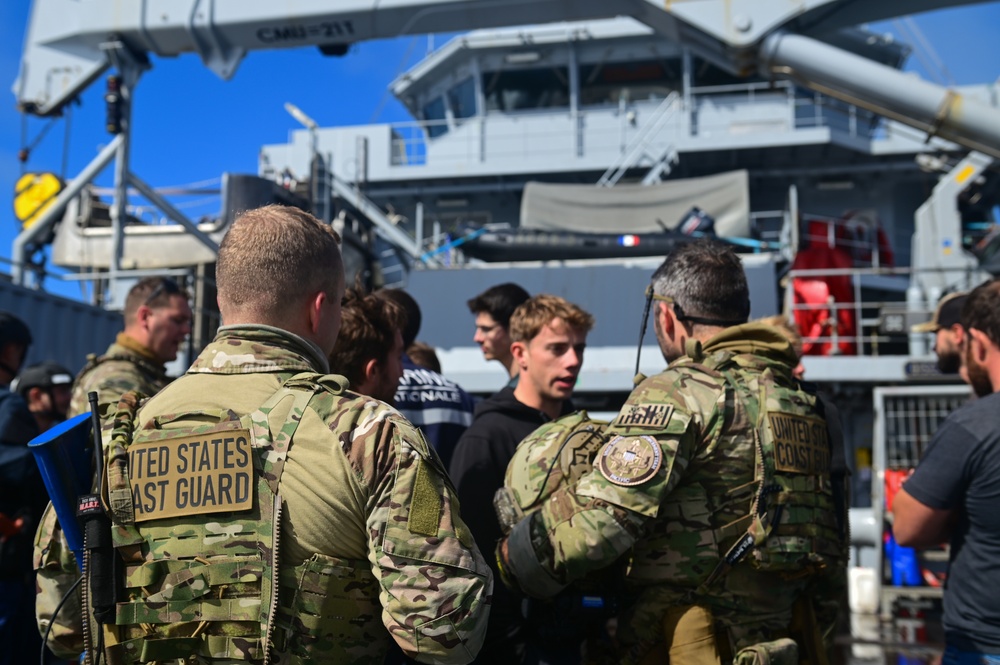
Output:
top-left (615, 403), bottom-right (674, 429)
top-left (597, 435), bottom-right (662, 486)
top-left (768, 412), bottom-right (829, 475)
top-left (129, 430), bottom-right (254, 523)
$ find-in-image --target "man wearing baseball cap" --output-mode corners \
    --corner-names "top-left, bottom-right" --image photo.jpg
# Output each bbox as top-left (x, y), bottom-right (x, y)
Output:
top-left (0, 312), bottom-right (48, 664)
top-left (912, 291), bottom-right (968, 374)
top-left (12, 362), bottom-right (73, 433)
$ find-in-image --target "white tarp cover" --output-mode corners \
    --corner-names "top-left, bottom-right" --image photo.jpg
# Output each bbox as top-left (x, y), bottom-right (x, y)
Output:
top-left (520, 170), bottom-right (750, 237)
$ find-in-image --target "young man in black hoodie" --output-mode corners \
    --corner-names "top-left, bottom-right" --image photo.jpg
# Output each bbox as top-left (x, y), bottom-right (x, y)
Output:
top-left (449, 294), bottom-right (594, 664)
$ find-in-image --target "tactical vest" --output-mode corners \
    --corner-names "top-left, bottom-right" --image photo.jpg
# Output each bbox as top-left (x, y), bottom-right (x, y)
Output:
top-left (94, 372), bottom-right (381, 664)
top-left (643, 350), bottom-right (842, 590)
top-left (76, 351), bottom-right (166, 390)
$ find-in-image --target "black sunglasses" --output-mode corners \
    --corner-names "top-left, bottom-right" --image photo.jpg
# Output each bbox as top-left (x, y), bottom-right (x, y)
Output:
top-left (143, 278), bottom-right (182, 307)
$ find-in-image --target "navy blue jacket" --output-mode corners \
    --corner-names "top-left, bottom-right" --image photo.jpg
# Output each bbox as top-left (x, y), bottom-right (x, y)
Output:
top-left (394, 356), bottom-right (475, 469)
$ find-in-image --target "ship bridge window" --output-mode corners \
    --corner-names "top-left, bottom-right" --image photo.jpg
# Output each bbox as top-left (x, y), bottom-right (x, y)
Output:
top-left (421, 96), bottom-right (448, 138)
top-left (579, 59), bottom-right (680, 106)
top-left (692, 57), bottom-right (759, 88)
top-left (483, 67), bottom-right (569, 112)
top-left (448, 77), bottom-right (477, 120)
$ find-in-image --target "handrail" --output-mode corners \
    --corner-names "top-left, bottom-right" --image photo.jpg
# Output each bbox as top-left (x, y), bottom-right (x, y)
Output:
top-left (386, 79), bottom-right (897, 168)
top-left (597, 91), bottom-right (681, 187)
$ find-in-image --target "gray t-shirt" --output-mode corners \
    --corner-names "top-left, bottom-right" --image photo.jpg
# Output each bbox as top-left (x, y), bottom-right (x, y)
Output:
top-left (904, 390), bottom-right (1000, 652)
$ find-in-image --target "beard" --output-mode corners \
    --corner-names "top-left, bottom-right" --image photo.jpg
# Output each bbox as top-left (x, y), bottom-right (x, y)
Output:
top-left (965, 345), bottom-right (994, 398)
top-left (937, 349), bottom-right (962, 374)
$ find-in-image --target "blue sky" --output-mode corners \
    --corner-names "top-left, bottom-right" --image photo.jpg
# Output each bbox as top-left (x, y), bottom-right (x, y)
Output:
top-left (0, 3), bottom-right (997, 301)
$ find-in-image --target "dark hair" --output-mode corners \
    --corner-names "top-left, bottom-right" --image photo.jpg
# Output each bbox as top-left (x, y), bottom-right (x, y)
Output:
top-left (962, 277), bottom-right (1000, 348)
top-left (407, 341), bottom-right (441, 373)
top-left (124, 277), bottom-right (190, 325)
top-left (466, 283), bottom-right (531, 329)
top-left (650, 239), bottom-right (750, 326)
top-left (329, 287), bottom-right (406, 387)
top-left (0, 311), bottom-right (32, 347)
top-left (380, 289), bottom-right (421, 348)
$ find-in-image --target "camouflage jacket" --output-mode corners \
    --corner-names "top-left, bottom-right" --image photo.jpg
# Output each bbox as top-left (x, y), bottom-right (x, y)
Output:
top-left (69, 335), bottom-right (171, 418)
top-left (504, 323), bottom-right (846, 657)
top-left (116, 325), bottom-right (491, 664)
top-left (36, 335), bottom-right (169, 659)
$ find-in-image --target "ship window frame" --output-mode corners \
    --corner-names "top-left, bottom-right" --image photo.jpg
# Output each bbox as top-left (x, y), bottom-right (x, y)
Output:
top-left (421, 95), bottom-right (449, 138)
top-left (482, 65), bottom-right (570, 114)
top-left (578, 58), bottom-right (681, 107)
top-left (447, 76), bottom-right (478, 122)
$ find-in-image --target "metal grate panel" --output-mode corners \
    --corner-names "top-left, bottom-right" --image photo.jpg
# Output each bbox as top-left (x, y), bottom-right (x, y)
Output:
top-left (882, 392), bottom-right (969, 470)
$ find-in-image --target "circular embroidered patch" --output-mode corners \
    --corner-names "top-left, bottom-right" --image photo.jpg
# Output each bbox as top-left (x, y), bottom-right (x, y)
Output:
top-left (597, 435), bottom-right (662, 486)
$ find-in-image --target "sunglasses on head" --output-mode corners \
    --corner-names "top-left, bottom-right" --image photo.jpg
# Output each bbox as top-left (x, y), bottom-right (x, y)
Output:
top-left (143, 278), bottom-right (182, 307)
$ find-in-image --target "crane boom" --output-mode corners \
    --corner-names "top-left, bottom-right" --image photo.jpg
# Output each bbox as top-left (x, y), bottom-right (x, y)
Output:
top-left (12, 1), bottom-right (1000, 156)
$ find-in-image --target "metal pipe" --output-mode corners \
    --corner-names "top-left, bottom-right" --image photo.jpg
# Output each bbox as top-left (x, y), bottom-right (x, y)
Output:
top-left (11, 134), bottom-right (124, 285)
top-left (760, 32), bottom-right (1000, 159)
top-left (126, 173), bottom-right (219, 253)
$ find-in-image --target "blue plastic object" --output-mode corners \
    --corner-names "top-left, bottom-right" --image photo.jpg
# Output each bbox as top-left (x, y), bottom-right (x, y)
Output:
top-left (885, 531), bottom-right (922, 587)
top-left (28, 412), bottom-right (93, 569)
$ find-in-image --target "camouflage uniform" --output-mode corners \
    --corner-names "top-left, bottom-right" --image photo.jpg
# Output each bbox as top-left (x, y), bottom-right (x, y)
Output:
top-left (68, 333), bottom-right (171, 418)
top-left (88, 325), bottom-right (491, 664)
top-left (502, 323), bottom-right (847, 663)
top-left (33, 503), bottom-right (84, 659)
top-left (35, 334), bottom-right (171, 658)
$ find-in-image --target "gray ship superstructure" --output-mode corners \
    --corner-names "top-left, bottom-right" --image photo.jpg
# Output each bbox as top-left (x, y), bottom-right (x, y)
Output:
top-left (9, 0), bottom-right (1000, 622)
top-left (254, 16), bottom-right (996, 389)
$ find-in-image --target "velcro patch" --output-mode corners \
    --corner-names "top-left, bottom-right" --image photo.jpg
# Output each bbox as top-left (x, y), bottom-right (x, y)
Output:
top-left (614, 403), bottom-right (674, 429)
top-left (408, 459), bottom-right (442, 537)
top-left (768, 412), bottom-right (830, 475)
top-left (597, 435), bottom-right (662, 486)
top-left (129, 430), bottom-right (254, 523)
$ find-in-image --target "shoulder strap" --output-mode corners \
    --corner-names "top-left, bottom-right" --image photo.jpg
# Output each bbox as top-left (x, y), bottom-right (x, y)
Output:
top-left (250, 372), bottom-right (336, 495)
top-left (685, 369), bottom-right (779, 600)
top-left (812, 390), bottom-right (849, 544)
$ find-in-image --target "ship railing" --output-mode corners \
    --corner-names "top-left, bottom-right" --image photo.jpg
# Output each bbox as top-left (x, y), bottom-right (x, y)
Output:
top-left (791, 88), bottom-right (881, 137)
top-left (597, 91), bottom-right (682, 187)
top-left (387, 79), bottom-right (887, 167)
top-left (782, 263), bottom-right (985, 358)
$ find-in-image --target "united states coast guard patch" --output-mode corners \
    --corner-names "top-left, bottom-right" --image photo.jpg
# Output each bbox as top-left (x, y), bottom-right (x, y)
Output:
top-left (597, 435), bottom-right (662, 486)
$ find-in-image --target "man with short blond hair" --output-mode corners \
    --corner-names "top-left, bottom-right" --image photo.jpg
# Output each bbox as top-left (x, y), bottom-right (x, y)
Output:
top-left (328, 287), bottom-right (407, 404)
top-left (69, 275), bottom-right (192, 417)
top-left (62, 204), bottom-right (491, 664)
top-left (450, 293), bottom-right (593, 665)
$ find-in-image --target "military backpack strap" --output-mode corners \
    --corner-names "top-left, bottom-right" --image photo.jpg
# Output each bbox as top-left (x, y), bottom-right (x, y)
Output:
top-left (685, 375), bottom-right (778, 600)
top-left (104, 391), bottom-right (147, 527)
top-left (249, 371), bottom-right (344, 495)
top-left (811, 389), bottom-right (850, 546)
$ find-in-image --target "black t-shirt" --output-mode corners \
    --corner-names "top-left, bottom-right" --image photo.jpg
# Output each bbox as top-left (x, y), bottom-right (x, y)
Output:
top-left (904, 390), bottom-right (1000, 652)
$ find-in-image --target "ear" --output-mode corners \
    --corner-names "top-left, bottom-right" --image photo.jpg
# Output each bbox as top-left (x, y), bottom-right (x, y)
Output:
top-left (307, 291), bottom-right (328, 335)
top-left (657, 301), bottom-right (675, 337)
top-left (510, 340), bottom-right (527, 369)
top-left (136, 304), bottom-right (154, 329)
top-left (952, 324), bottom-right (966, 347)
top-left (354, 357), bottom-right (381, 394)
top-left (970, 328), bottom-right (991, 362)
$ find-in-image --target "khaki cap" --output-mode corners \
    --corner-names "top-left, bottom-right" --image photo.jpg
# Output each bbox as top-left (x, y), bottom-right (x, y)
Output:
top-left (912, 291), bottom-right (967, 333)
